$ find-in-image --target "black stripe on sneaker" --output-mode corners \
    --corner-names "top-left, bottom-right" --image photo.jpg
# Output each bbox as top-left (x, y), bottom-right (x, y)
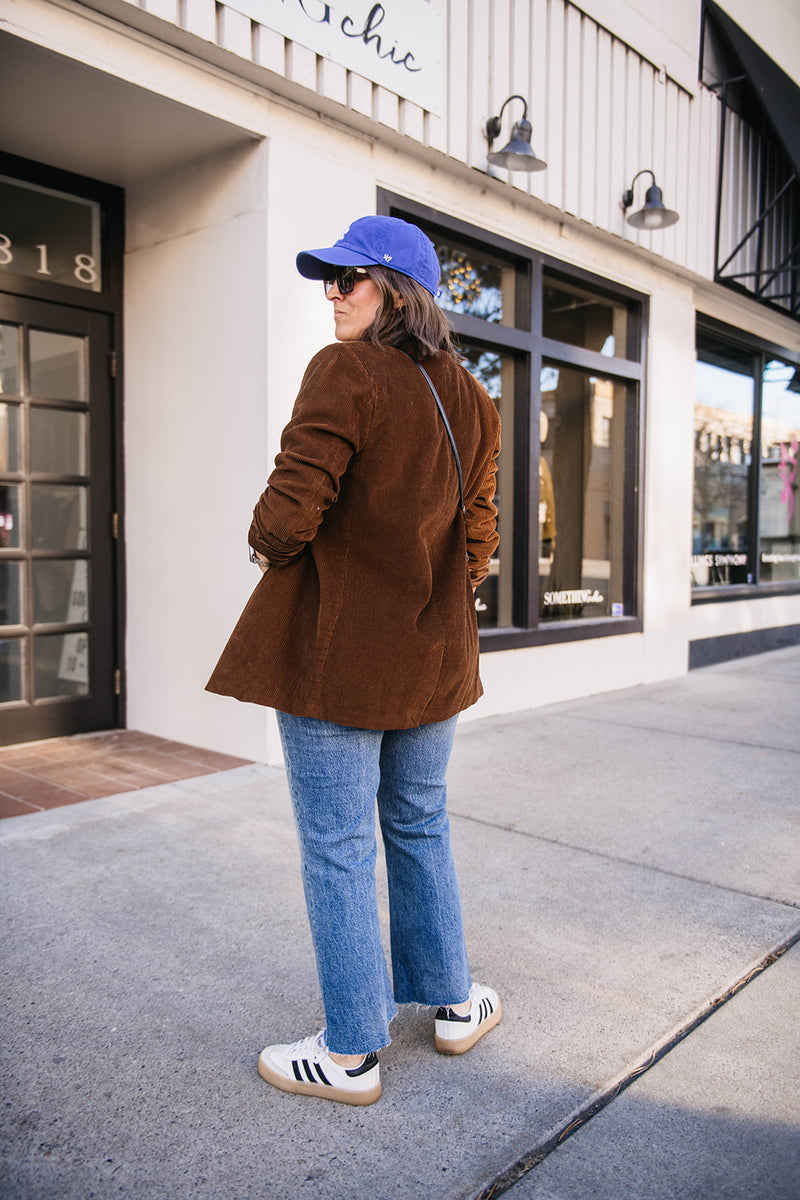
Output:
top-left (346, 1053), bottom-right (378, 1077)
top-left (301, 1059), bottom-right (316, 1083)
top-left (437, 1006), bottom-right (471, 1023)
top-left (313, 1062), bottom-right (331, 1086)
top-left (292, 1060), bottom-right (303, 1082)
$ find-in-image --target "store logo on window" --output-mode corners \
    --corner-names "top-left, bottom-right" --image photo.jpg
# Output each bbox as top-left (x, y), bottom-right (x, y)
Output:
top-left (543, 589), bottom-right (605, 607)
top-left (691, 553), bottom-right (747, 568)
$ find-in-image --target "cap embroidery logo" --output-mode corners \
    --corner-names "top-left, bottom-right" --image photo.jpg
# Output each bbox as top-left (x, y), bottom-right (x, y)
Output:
top-left (383, 253), bottom-right (393, 262)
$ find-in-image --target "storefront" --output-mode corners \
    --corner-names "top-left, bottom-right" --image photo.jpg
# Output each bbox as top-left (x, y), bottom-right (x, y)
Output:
top-left (1, 0), bottom-right (798, 762)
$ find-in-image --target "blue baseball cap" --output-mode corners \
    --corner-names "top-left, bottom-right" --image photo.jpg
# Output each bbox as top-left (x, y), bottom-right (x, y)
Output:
top-left (296, 215), bottom-right (441, 297)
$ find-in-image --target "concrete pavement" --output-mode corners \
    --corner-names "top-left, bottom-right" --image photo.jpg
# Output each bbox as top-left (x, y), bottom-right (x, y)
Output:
top-left (1, 647), bottom-right (798, 1199)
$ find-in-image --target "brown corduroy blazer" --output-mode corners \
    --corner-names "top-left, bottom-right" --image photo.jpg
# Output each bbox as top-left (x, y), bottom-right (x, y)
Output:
top-left (206, 341), bottom-right (500, 730)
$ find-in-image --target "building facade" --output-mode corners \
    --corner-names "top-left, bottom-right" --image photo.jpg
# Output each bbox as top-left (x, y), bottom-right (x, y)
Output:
top-left (0, 0), bottom-right (798, 761)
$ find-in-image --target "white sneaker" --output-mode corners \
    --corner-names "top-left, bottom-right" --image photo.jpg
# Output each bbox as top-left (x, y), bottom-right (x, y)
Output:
top-left (257, 1031), bottom-right (381, 1106)
top-left (434, 983), bottom-right (502, 1055)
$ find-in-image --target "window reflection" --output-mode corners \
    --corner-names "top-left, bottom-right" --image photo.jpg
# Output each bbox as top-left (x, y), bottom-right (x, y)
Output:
top-left (31, 484), bottom-right (88, 551)
top-left (692, 339), bottom-right (755, 586)
top-left (34, 632), bottom-right (89, 699)
top-left (0, 638), bottom-right (24, 703)
top-left (0, 404), bottom-right (21, 472)
top-left (31, 408), bottom-right (88, 476)
top-left (760, 360), bottom-right (800, 582)
top-left (0, 484), bottom-right (21, 549)
top-left (29, 331), bottom-right (87, 402)
top-left (0, 562), bottom-right (22, 626)
top-left (436, 242), bottom-right (515, 326)
top-left (539, 365), bottom-right (628, 619)
top-left (460, 346), bottom-right (514, 629)
top-left (0, 324), bottom-right (20, 395)
top-left (543, 275), bottom-right (630, 358)
top-left (33, 559), bottom-right (89, 626)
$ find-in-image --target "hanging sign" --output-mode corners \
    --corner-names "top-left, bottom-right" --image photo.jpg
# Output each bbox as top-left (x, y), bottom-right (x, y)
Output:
top-left (229, 1), bottom-right (442, 113)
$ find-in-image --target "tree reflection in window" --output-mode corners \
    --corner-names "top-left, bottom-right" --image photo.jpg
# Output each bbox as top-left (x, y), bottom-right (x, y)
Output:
top-left (692, 343), bottom-right (754, 586)
top-left (459, 346), bottom-right (502, 399)
top-left (436, 245), bottom-right (506, 324)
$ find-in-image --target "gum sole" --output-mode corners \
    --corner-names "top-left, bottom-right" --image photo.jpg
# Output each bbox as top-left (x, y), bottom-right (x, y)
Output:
top-left (257, 1055), bottom-right (382, 1106)
top-left (435, 1000), bottom-right (502, 1055)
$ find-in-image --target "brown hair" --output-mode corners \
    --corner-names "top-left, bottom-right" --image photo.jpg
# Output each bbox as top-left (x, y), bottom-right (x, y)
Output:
top-left (360, 265), bottom-right (461, 362)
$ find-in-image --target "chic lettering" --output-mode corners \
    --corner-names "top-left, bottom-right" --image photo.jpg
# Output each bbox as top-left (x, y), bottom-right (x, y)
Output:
top-left (340, 4), bottom-right (421, 73)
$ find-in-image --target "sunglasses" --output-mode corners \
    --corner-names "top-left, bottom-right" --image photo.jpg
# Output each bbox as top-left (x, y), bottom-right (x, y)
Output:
top-left (322, 267), bottom-right (370, 296)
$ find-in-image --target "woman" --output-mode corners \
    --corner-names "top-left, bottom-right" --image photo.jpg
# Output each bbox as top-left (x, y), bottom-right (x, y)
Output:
top-left (207, 215), bottom-right (501, 1106)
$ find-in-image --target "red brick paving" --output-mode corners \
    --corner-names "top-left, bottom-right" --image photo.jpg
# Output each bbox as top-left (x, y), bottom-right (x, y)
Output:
top-left (0, 730), bottom-right (252, 819)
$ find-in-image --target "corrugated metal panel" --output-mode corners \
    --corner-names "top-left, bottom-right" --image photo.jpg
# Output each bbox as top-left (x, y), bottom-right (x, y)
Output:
top-left (111, 0), bottom-right (731, 278)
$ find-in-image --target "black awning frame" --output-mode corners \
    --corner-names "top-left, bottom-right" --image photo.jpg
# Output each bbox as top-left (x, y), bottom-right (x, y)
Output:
top-left (702, 1), bottom-right (800, 319)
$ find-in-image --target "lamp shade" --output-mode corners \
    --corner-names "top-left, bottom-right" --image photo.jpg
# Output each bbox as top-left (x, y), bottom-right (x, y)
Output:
top-left (626, 183), bottom-right (679, 230)
top-left (487, 117), bottom-right (547, 172)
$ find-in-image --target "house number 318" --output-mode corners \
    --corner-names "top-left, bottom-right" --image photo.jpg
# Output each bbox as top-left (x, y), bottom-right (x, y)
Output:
top-left (0, 234), bottom-right (98, 285)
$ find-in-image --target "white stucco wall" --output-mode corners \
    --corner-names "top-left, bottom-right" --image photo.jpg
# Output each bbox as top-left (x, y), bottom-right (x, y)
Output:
top-left (124, 140), bottom-right (273, 760)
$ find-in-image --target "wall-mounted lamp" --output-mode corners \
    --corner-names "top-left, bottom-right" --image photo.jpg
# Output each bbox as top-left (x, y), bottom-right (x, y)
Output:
top-left (485, 94), bottom-right (547, 173)
top-left (622, 170), bottom-right (679, 230)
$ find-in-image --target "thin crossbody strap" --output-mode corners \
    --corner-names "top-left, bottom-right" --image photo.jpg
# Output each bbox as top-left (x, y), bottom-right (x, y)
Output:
top-left (407, 358), bottom-right (466, 517)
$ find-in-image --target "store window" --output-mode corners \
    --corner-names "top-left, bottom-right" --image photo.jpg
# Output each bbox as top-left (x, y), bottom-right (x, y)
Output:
top-left (692, 337), bottom-right (755, 585)
top-left (539, 365), bottom-right (630, 621)
top-left (692, 321), bottom-right (800, 593)
top-left (379, 192), bottom-right (645, 649)
top-left (542, 275), bottom-right (630, 357)
top-left (436, 240), bottom-right (517, 629)
top-left (437, 237), bottom-right (515, 327)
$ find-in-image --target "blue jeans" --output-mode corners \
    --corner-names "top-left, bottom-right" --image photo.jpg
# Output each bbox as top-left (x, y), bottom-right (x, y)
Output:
top-left (276, 712), bottom-right (472, 1055)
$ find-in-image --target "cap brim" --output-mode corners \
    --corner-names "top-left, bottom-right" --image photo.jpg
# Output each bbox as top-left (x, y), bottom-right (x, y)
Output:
top-left (296, 248), bottom-right (376, 279)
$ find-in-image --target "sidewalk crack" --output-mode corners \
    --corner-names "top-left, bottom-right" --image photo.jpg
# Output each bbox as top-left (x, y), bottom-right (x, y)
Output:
top-left (449, 810), bottom-right (800, 911)
top-left (558, 711), bottom-right (800, 756)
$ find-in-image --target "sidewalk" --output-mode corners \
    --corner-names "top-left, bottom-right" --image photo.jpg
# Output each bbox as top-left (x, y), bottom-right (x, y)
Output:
top-left (1, 647), bottom-right (798, 1200)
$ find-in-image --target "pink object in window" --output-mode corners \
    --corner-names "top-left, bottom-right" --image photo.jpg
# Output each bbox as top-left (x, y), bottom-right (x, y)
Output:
top-left (778, 438), bottom-right (798, 520)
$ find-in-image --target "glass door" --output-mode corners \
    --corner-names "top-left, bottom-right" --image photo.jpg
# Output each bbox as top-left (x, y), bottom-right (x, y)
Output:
top-left (0, 295), bottom-right (117, 745)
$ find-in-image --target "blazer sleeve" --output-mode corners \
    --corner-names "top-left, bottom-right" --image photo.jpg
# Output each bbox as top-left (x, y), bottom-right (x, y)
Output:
top-left (466, 419), bottom-right (501, 589)
top-left (248, 346), bottom-right (375, 567)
